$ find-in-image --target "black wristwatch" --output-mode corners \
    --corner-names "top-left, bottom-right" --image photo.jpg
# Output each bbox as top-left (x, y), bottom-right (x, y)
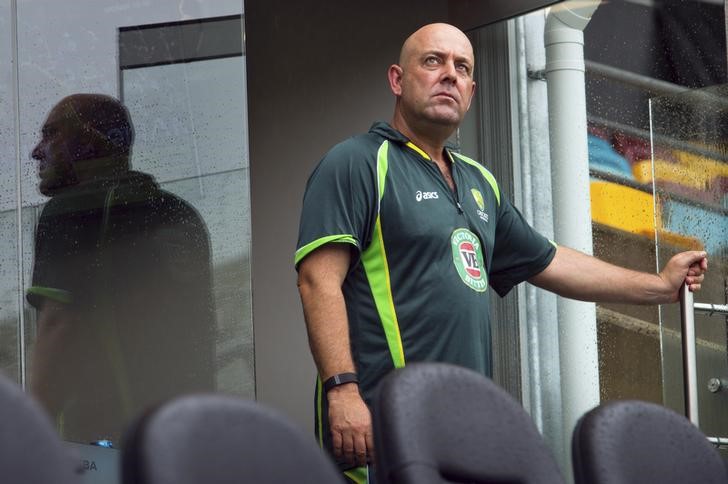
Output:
top-left (323, 372), bottom-right (359, 393)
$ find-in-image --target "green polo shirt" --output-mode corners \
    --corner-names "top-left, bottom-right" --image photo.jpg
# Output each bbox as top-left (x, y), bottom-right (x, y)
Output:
top-left (295, 122), bottom-right (555, 469)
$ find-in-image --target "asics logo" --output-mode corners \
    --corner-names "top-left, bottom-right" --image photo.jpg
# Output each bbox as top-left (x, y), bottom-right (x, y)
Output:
top-left (415, 190), bottom-right (439, 202)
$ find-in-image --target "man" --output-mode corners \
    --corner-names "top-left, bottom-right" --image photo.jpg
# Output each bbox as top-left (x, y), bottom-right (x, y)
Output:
top-left (28, 94), bottom-right (215, 445)
top-left (295, 23), bottom-right (707, 483)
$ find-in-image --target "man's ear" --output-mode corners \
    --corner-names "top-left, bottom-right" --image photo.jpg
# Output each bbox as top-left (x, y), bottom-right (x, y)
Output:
top-left (465, 81), bottom-right (476, 112)
top-left (387, 64), bottom-right (404, 96)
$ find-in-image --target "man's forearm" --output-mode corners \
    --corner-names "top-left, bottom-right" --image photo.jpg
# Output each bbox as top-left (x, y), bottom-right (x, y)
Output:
top-left (297, 244), bottom-right (374, 467)
top-left (529, 246), bottom-right (707, 305)
top-left (297, 243), bottom-right (357, 379)
top-left (300, 282), bottom-right (356, 379)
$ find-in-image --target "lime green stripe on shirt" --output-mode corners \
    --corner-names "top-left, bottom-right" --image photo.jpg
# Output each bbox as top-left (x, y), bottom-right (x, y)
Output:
top-left (361, 140), bottom-right (405, 369)
top-left (362, 218), bottom-right (405, 368)
top-left (26, 286), bottom-right (72, 304)
top-left (451, 151), bottom-right (501, 206)
top-left (295, 234), bottom-right (358, 266)
top-left (377, 141), bottom-right (390, 198)
top-left (344, 466), bottom-right (368, 484)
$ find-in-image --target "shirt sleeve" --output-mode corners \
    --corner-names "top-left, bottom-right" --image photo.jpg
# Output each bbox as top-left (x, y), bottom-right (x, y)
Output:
top-left (295, 138), bottom-right (379, 270)
top-left (27, 201), bottom-right (81, 307)
top-left (488, 197), bottom-right (556, 297)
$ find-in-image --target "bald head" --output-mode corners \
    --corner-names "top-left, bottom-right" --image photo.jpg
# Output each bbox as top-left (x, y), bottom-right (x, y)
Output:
top-left (398, 23), bottom-right (474, 69)
top-left (388, 23), bottom-right (476, 144)
top-left (33, 94), bottom-right (135, 195)
top-left (56, 94), bottom-right (134, 155)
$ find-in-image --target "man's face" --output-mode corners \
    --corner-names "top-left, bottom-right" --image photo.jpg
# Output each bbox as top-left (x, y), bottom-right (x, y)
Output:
top-left (394, 25), bottom-right (476, 129)
top-left (32, 103), bottom-right (83, 196)
top-left (31, 101), bottom-right (106, 196)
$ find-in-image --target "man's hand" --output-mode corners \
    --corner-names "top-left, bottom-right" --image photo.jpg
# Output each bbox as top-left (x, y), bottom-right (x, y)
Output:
top-left (327, 382), bottom-right (374, 468)
top-left (658, 250), bottom-right (708, 302)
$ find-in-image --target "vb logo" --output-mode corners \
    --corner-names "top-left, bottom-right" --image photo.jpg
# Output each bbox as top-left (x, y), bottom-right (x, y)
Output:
top-left (450, 228), bottom-right (487, 292)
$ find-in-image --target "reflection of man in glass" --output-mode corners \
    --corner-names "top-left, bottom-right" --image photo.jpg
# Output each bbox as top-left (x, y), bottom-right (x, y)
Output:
top-left (28, 94), bottom-right (215, 445)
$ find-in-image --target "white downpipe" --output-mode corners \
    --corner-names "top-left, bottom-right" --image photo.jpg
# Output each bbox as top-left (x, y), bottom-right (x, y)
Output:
top-left (545, 0), bottom-right (601, 469)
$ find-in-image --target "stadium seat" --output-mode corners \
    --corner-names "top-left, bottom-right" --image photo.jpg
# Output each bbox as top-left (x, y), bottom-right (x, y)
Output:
top-left (588, 134), bottom-right (634, 179)
top-left (572, 400), bottom-right (728, 484)
top-left (0, 373), bottom-right (81, 484)
top-left (633, 152), bottom-right (728, 191)
top-left (121, 394), bottom-right (344, 484)
top-left (590, 180), bottom-right (655, 237)
top-left (372, 362), bottom-right (565, 484)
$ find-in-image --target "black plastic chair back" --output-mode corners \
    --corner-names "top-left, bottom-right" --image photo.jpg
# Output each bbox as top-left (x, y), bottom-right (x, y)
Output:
top-left (572, 399), bottom-right (728, 484)
top-left (0, 373), bottom-right (80, 484)
top-left (372, 362), bottom-right (565, 484)
top-left (121, 394), bottom-right (344, 484)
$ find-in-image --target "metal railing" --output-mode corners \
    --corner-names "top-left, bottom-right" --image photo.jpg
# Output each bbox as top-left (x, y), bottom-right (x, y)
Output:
top-left (679, 284), bottom-right (728, 446)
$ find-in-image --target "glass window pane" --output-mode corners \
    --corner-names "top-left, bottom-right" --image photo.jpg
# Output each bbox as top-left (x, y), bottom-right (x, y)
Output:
top-left (0, 0), bottom-right (21, 384)
top-left (584, 0), bottom-right (726, 408)
top-left (650, 85), bottom-right (728, 439)
top-left (13, 1), bottom-right (250, 460)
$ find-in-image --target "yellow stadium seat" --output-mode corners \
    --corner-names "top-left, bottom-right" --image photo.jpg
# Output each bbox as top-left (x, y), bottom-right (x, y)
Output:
top-left (590, 180), bottom-right (656, 237)
top-left (589, 180), bottom-right (703, 250)
top-left (632, 152), bottom-right (728, 191)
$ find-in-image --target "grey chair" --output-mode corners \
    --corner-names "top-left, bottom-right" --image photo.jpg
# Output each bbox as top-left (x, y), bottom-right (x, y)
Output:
top-left (372, 362), bottom-right (565, 484)
top-left (121, 394), bottom-right (344, 484)
top-left (572, 399), bottom-right (728, 484)
top-left (0, 373), bottom-right (80, 484)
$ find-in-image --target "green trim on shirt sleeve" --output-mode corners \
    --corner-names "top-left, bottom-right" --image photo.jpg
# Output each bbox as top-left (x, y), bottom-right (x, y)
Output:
top-left (26, 286), bottom-right (72, 304)
top-left (450, 151), bottom-right (501, 206)
top-left (294, 235), bottom-right (358, 266)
